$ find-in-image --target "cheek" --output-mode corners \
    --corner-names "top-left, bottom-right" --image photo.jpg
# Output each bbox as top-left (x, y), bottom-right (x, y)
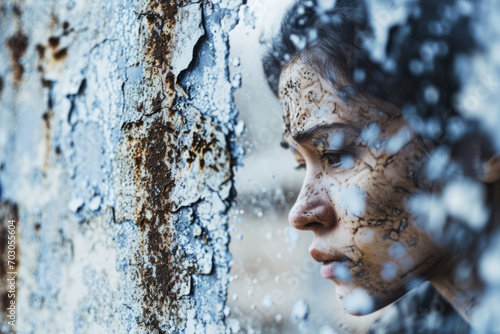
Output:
top-left (354, 227), bottom-right (414, 271)
top-left (353, 224), bottom-right (440, 284)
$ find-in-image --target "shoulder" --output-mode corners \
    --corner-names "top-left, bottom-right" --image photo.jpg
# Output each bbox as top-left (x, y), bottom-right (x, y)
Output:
top-left (367, 282), bottom-right (471, 334)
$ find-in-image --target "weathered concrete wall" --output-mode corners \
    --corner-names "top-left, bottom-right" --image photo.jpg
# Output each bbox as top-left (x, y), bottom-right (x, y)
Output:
top-left (0, 0), bottom-right (243, 332)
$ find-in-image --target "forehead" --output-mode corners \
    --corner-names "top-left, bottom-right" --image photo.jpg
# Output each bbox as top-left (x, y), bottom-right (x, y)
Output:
top-left (278, 59), bottom-right (399, 145)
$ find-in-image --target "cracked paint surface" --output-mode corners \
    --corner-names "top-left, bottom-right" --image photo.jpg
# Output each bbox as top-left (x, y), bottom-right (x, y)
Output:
top-left (0, 0), bottom-right (243, 333)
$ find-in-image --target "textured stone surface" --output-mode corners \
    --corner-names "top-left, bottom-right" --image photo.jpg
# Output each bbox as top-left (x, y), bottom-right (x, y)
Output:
top-left (0, 0), bottom-right (243, 333)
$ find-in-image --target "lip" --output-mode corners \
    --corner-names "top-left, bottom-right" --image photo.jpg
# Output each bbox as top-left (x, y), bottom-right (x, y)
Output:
top-left (310, 248), bottom-right (354, 280)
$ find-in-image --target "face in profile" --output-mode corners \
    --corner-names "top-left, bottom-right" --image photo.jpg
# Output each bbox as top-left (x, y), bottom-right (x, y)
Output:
top-left (279, 59), bottom-right (446, 314)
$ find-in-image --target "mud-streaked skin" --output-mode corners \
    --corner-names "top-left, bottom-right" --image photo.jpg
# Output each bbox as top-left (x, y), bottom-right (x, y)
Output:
top-left (280, 58), bottom-right (445, 313)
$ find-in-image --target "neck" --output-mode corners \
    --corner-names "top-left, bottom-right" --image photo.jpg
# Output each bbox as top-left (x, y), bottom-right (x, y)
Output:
top-left (429, 263), bottom-right (482, 323)
top-left (427, 180), bottom-right (500, 323)
top-left (429, 180), bottom-right (500, 325)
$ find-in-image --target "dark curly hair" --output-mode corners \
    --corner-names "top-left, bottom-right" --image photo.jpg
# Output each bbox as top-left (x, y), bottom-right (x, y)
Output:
top-left (263, 0), bottom-right (476, 129)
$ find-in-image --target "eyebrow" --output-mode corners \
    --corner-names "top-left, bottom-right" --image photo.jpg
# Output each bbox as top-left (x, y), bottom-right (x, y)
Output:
top-left (292, 123), bottom-right (357, 144)
top-left (281, 123), bottom-right (357, 150)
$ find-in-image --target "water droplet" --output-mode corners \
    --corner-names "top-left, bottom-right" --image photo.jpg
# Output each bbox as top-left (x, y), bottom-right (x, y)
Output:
top-left (314, 107), bottom-right (329, 117)
top-left (400, 219), bottom-right (407, 230)
top-left (291, 299), bottom-right (309, 321)
top-left (343, 288), bottom-right (374, 315)
top-left (381, 262), bottom-right (398, 281)
top-left (354, 68), bottom-right (366, 83)
top-left (234, 120), bottom-right (245, 137)
top-left (424, 85), bottom-right (439, 105)
top-left (262, 295), bottom-right (274, 309)
top-left (232, 57), bottom-right (240, 67)
top-left (290, 34), bottom-right (306, 50)
top-left (193, 224), bottom-right (202, 237)
top-left (317, 0), bottom-right (336, 11)
top-left (231, 73), bottom-right (242, 88)
top-left (409, 59), bottom-right (424, 75)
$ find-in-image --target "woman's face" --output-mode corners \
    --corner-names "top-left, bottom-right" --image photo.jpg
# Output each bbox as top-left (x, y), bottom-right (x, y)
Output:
top-left (279, 59), bottom-right (445, 314)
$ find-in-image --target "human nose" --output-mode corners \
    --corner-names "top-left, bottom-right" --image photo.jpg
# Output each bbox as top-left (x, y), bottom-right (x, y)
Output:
top-left (288, 172), bottom-right (336, 231)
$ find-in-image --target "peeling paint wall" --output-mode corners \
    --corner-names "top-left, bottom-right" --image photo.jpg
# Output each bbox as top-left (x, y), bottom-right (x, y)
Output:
top-left (0, 0), bottom-right (243, 333)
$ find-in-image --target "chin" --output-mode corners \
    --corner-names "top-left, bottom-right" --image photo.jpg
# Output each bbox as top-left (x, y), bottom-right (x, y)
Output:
top-left (335, 283), bottom-right (403, 316)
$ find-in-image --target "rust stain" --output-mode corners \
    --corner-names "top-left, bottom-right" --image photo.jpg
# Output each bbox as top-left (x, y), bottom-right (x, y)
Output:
top-left (36, 44), bottom-right (45, 59)
top-left (41, 79), bottom-right (52, 88)
top-left (137, 0), bottom-right (183, 117)
top-left (47, 36), bottom-right (67, 61)
top-left (12, 5), bottom-right (21, 16)
top-left (35, 33), bottom-right (69, 75)
top-left (0, 201), bottom-right (19, 326)
top-left (117, 1), bottom-right (231, 330)
top-left (6, 31), bottom-right (28, 84)
top-left (122, 108), bottom-right (230, 329)
top-left (151, 92), bottom-right (164, 115)
top-left (42, 111), bottom-right (54, 172)
top-left (62, 21), bottom-right (70, 33)
top-left (53, 48), bottom-right (68, 61)
top-left (122, 113), bottom-right (190, 330)
top-left (144, 1), bottom-right (179, 66)
top-left (47, 36), bottom-right (60, 48)
top-left (50, 10), bottom-right (59, 29)
top-left (36, 44), bottom-right (46, 72)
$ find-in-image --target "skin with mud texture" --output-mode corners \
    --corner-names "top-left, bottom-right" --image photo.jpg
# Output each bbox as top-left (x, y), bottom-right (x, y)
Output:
top-left (280, 58), bottom-right (446, 313)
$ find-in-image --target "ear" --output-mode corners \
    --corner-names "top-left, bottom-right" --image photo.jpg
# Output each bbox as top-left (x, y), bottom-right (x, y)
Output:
top-left (481, 154), bottom-right (500, 183)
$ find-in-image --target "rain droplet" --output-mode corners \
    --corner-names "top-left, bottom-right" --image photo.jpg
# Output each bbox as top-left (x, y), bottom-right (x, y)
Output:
top-left (314, 107), bottom-right (330, 117)
top-left (290, 34), bottom-right (307, 50)
top-left (424, 85), bottom-right (440, 105)
top-left (262, 295), bottom-right (274, 309)
top-left (354, 68), bottom-right (366, 83)
top-left (231, 73), bottom-right (242, 88)
top-left (232, 57), bottom-right (240, 67)
top-left (291, 299), bottom-right (309, 321)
